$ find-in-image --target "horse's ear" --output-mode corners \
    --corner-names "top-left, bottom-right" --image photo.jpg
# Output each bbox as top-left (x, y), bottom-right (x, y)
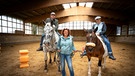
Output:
top-left (84, 28), bottom-right (89, 34)
top-left (94, 27), bottom-right (98, 33)
top-left (42, 20), bottom-right (46, 25)
top-left (83, 28), bottom-right (87, 32)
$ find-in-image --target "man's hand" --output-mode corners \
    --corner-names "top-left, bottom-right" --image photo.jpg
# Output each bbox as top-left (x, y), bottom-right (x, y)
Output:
top-left (73, 50), bottom-right (78, 53)
top-left (96, 33), bottom-right (100, 36)
top-left (42, 20), bottom-right (46, 25)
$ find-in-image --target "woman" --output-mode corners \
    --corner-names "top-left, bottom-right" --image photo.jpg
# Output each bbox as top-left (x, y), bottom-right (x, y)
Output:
top-left (57, 28), bottom-right (76, 76)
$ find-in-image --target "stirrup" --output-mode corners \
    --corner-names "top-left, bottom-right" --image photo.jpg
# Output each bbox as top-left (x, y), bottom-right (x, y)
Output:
top-left (80, 53), bottom-right (86, 58)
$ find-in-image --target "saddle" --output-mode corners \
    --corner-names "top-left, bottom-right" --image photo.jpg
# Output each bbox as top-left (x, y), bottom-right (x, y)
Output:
top-left (96, 34), bottom-right (108, 57)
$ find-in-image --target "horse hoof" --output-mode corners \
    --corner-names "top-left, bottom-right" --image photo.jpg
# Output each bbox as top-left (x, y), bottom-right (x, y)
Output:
top-left (98, 73), bottom-right (101, 76)
top-left (102, 66), bottom-right (105, 69)
top-left (88, 72), bottom-right (91, 76)
top-left (88, 74), bottom-right (91, 76)
top-left (44, 70), bottom-right (48, 73)
top-left (44, 66), bottom-right (47, 72)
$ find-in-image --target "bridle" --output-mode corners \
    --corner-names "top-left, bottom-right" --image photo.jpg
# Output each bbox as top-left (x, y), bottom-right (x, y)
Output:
top-left (86, 32), bottom-right (96, 51)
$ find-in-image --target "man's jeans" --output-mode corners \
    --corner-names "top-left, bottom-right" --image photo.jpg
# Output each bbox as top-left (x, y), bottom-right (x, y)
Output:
top-left (60, 54), bottom-right (74, 76)
top-left (40, 33), bottom-right (45, 47)
top-left (101, 35), bottom-right (112, 53)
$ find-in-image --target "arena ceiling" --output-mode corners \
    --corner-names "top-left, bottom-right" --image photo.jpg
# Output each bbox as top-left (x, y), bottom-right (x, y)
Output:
top-left (0, 0), bottom-right (135, 25)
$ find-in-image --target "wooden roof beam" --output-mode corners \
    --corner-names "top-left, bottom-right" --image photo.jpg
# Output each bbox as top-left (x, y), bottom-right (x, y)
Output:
top-left (58, 15), bottom-right (127, 25)
top-left (1, 0), bottom-right (132, 14)
top-left (25, 6), bottom-right (128, 23)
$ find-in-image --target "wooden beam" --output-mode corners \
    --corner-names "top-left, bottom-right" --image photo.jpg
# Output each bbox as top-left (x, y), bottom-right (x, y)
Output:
top-left (58, 16), bottom-right (94, 23)
top-left (25, 6), bottom-right (128, 23)
top-left (58, 15), bottom-right (127, 25)
top-left (1, 0), bottom-right (132, 14)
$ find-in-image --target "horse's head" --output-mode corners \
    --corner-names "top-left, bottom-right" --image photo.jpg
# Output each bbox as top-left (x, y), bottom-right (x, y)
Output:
top-left (44, 22), bottom-right (55, 46)
top-left (84, 27), bottom-right (98, 52)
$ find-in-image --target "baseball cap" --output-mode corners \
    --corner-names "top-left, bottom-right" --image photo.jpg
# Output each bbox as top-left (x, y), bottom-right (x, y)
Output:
top-left (50, 12), bottom-right (55, 15)
top-left (95, 16), bottom-right (101, 20)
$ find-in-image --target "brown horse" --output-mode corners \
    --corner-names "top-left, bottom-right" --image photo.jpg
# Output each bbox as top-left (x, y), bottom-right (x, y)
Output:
top-left (84, 28), bottom-right (108, 76)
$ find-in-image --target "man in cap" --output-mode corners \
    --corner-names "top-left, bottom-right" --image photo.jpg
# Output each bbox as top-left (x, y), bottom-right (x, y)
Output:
top-left (80, 16), bottom-right (116, 60)
top-left (37, 12), bottom-right (59, 51)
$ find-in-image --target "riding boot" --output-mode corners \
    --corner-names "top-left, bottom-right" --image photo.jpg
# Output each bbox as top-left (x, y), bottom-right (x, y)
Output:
top-left (108, 53), bottom-right (116, 60)
top-left (36, 46), bottom-right (43, 51)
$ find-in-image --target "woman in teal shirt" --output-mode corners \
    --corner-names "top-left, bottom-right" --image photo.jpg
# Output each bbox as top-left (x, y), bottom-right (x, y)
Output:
top-left (57, 28), bottom-right (76, 76)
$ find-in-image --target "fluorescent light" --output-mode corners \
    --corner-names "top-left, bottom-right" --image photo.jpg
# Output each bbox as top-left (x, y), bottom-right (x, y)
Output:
top-left (62, 2), bottom-right (93, 9)
top-left (62, 4), bottom-right (70, 9)
top-left (86, 2), bottom-right (93, 8)
top-left (70, 3), bottom-right (76, 7)
top-left (79, 2), bottom-right (86, 7)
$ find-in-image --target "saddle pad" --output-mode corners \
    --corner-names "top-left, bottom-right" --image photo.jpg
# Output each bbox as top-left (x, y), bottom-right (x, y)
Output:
top-left (96, 34), bottom-right (108, 57)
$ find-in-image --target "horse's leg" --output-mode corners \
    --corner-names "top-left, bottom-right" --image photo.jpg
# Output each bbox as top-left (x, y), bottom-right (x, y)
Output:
top-left (44, 51), bottom-right (48, 72)
top-left (102, 56), bottom-right (107, 69)
top-left (88, 58), bottom-right (91, 76)
top-left (98, 57), bottom-right (102, 76)
top-left (57, 52), bottom-right (61, 72)
top-left (54, 51), bottom-right (56, 62)
top-left (56, 51), bottom-right (61, 72)
top-left (49, 52), bottom-right (52, 64)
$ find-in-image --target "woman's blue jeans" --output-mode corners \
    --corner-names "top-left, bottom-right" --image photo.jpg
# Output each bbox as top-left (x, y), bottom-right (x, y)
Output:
top-left (40, 34), bottom-right (45, 47)
top-left (60, 54), bottom-right (74, 76)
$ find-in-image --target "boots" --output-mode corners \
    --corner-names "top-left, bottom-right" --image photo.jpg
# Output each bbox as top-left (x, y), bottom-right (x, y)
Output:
top-left (36, 46), bottom-right (43, 51)
top-left (108, 53), bottom-right (116, 60)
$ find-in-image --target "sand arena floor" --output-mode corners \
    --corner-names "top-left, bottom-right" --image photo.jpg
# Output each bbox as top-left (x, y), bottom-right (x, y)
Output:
top-left (0, 41), bottom-right (135, 76)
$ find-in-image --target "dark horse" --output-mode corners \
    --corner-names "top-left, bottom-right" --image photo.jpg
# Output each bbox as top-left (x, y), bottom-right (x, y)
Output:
top-left (84, 28), bottom-right (108, 76)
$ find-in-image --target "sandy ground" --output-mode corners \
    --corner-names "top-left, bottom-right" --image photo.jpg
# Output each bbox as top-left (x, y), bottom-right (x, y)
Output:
top-left (0, 41), bottom-right (135, 76)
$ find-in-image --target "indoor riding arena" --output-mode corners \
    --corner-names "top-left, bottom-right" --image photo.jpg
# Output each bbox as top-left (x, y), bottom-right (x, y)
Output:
top-left (0, 0), bottom-right (135, 76)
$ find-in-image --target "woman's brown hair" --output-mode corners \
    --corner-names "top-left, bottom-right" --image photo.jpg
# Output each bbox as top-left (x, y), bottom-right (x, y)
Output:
top-left (61, 28), bottom-right (71, 36)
